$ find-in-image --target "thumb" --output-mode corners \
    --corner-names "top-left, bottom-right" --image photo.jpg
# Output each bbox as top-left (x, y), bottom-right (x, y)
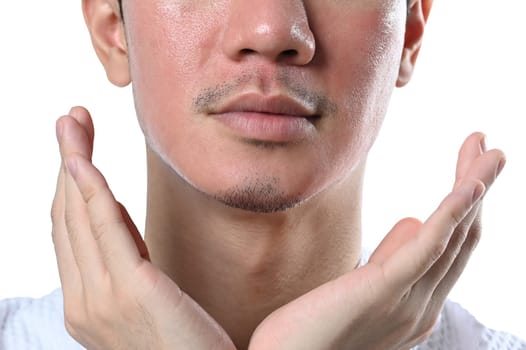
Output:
top-left (369, 217), bottom-right (422, 265)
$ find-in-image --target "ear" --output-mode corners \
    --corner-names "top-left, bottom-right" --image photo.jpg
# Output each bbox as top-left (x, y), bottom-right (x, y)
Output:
top-left (82, 0), bottom-right (130, 87)
top-left (396, 0), bottom-right (433, 87)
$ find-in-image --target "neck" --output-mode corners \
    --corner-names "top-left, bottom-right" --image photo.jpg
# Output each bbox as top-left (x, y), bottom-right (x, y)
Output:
top-left (144, 148), bottom-right (364, 349)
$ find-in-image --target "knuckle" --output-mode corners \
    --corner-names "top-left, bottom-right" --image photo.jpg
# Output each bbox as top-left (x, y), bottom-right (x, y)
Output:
top-left (50, 228), bottom-right (61, 248)
top-left (397, 304), bottom-right (420, 330)
top-left (91, 218), bottom-right (118, 243)
top-left (397, 293), bottom-right (429, 332)
top-left (50, 200), bottom-right (63, 224)
top-left (83, 182), bottom-right (100, 205)
top-left (399, 287), bottom-right (414, 306)
top-left (441, 191), bottom-right (471, 228)
top-left (83, 290), bottom-right (114, 326)
top-left (91, 219), bottom-right (109, 242)
top-left (64, 212), bottom-right (75, 231)
top-left (455, 221), bottom-right (470, 238)
top-left (465, 227), bottom-right (482, 251)
top-left (90, 303), bottom-right (113, 326)
top-left (411, 328), bottom-right (434, 348)
top-left (429, 239), bottom-right (448, 263)
top-left (403, 308), bottom-right (420, 328)
top-left (64, 319), bottom-right (79, 340)
top-left (421, 319), bottom-right (438, 339)
top-left (405, 299), bottom-right (443, 346)
top-left (64, 305), bottom-right (87, 335)
top-left (447, 207), bottom-right (465, 227)
top-left (421, 311), bottom-right (439, 333)
top-left (414, 314), bottom-right (440, 344)
top-left (63, 213), bottom-right (82, 245)
top-left (399, 316), bottom-right (419, 338)
top-left (90, 214), bottom-right (126, 245)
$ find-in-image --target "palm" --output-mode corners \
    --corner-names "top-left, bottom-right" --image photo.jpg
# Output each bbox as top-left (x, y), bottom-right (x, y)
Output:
top-left (249, 260), bottom-right (398, 350)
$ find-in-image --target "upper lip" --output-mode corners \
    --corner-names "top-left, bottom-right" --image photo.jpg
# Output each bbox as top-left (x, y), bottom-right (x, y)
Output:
top-left (210, 93), bottom-right (318, 118)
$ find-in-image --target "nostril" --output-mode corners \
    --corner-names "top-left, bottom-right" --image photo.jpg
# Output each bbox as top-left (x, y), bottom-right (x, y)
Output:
top-left (281, 49), bottom-right (297, 57)
top-left (240, 48), bottom-right (256, 55)
top-left (238, 48), bottom-right (298, 61)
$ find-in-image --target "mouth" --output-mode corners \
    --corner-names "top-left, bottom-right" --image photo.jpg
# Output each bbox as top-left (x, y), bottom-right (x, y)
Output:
top-left (209, 93), bottom-right (320, 143)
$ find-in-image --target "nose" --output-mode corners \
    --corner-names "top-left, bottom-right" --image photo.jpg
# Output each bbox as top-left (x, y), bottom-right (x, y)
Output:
top-left (222, 1), bottom-right (316, 66)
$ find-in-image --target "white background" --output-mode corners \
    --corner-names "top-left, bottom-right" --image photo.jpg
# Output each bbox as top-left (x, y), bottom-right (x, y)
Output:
top-left (1, 0), bottom-right (525, 341)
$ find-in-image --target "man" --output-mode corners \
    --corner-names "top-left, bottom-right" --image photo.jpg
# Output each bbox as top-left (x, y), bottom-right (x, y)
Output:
top-left (1, 0), bottom-right (524, 349)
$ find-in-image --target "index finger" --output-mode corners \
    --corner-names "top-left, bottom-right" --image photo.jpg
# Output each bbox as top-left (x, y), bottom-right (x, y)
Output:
top-left (383, 178), bottom-right (485, 291)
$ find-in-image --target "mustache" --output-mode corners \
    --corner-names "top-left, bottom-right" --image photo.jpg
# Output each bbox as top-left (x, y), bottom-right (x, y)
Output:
top-left (192, 72), bottom-right (337, 116)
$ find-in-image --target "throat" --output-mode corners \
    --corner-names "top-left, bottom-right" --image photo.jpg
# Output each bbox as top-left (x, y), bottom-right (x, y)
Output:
top-left (145, 219), bottom-right (361, 350)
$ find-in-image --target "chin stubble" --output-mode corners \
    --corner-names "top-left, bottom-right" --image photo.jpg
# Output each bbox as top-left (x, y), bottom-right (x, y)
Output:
top-left (213, 176), bottom-right (303, 213)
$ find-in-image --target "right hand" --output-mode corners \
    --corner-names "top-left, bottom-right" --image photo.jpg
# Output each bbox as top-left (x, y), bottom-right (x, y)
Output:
top-left (248, 132), bottom-right (504, 350)
top-left (51, 106), bottom-right (236, 350)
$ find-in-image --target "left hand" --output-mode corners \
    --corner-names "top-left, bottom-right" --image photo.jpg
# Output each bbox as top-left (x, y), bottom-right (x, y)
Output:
top-left (52, 107), bottom-right (236, 350)
top-left (248, 133), bottom-right (505, 350)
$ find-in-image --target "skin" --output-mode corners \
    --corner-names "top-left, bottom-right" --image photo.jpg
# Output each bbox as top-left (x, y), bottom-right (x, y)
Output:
top-left (51, 0), bottom-right (506, 349)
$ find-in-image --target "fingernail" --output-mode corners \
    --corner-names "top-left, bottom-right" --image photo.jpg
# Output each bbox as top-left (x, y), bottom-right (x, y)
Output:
top-left (496, 158), bottom-right (506, 177)
top-left (56, 120), bottom-right (63, 142)
top-left (480, 134), bottom-right (487, 153)
top-left (65, 157), bottom-right (78, 179)
top-left (472, 182), bottom-right (485, 203)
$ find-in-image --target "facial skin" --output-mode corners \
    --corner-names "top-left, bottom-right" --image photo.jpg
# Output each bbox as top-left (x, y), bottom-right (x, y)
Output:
top-left (106, 0), bottom-right (417, 213)
top-left (81, 0), bottom-right (431, 347)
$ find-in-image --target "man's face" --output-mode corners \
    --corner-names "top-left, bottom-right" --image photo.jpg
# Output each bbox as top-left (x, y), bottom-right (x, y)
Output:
top-left (123, 0), bottom-right (407, 212)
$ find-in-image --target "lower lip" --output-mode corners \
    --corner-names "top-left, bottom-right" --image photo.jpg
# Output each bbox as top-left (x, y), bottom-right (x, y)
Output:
top-left (212, 112), bottom-right (317, 142)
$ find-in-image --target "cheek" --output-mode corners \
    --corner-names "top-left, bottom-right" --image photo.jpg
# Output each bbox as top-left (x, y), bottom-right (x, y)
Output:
top-left (125, 0), bottom-right (224, 116)
top-left (320, 4), bottom-right (406, 169)
top-left (124, 1), bottom-right (225, 173)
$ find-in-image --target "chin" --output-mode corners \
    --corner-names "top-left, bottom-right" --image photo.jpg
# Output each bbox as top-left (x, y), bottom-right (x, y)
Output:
top-left (185, 164), bottom-right (322, 213)
top-left (212, 183), bottom-right (305, 213)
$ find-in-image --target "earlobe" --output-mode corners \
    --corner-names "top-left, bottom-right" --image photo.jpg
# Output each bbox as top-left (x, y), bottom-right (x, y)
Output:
top-left (396, 0), bottom-right (433, 87)
top-left (82, 0), bottom-right (130, 87)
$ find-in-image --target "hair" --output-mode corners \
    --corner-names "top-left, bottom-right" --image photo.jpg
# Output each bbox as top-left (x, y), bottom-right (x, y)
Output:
top-left (117, 0), bottom-right (123, 20)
